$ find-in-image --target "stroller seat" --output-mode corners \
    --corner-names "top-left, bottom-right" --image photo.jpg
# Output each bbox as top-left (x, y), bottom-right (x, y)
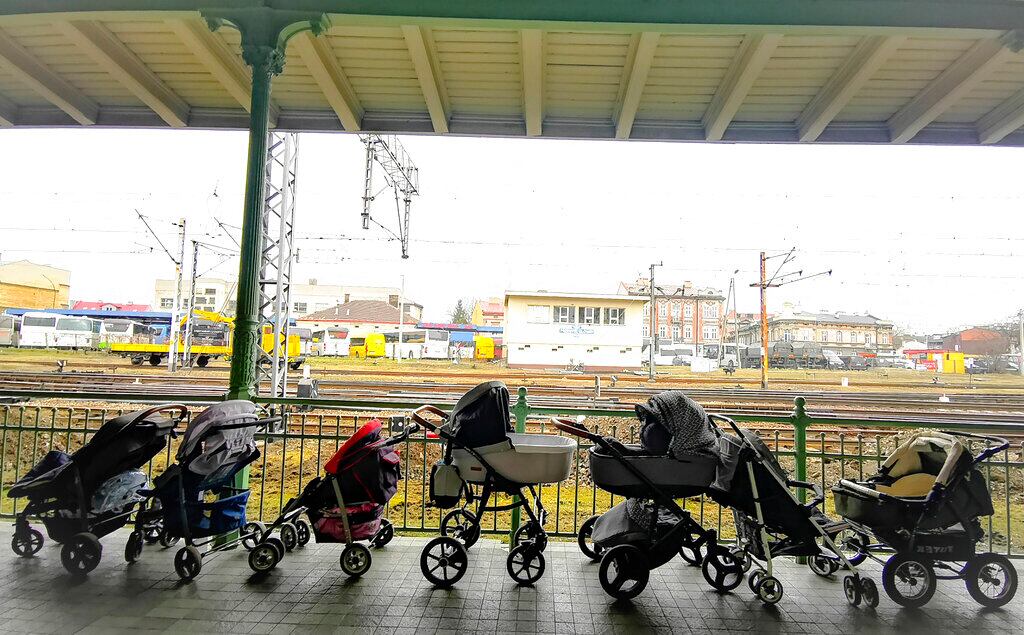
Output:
top-left (589, 446), bottom-right (717, 498)
top-left (876, 473), bottom-right (936, 498)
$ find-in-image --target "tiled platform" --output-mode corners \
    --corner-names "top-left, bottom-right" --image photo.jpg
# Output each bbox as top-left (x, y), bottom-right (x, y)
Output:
top-left (0, 525), bottom-right (1020, 634)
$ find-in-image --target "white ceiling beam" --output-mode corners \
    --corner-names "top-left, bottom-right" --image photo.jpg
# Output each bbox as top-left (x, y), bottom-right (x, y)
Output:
top-left (59, 20), bottom-right (189, 127)
top-left (521, 29), bottom-right (544, 137)
top-left (0, 92), bottom-right (16, 126)
top-left (615, 32), bottom-right (660, 140)
top-left (888, 37), bottom-right (1013, 143)
top-left (703, 33), bottom-right (782, 141)
top-left (977, 86), bottom-right (1024, 144)
top-left (402, 25), bottom-right (449, 134)
top-left (293, 31), bottom-right (362, 131)
top-left (797, 35), bottom-right (904, 142)
top-left (0, 26), bottom-right (98, 125)
top-left (167, 18), bottom-right (279, 127)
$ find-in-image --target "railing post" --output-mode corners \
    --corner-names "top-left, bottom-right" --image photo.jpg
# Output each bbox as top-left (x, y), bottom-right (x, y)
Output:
top-left (792, 396), bottom-right (809, 503)
top-left (509, 386), bottom-right (529, 548)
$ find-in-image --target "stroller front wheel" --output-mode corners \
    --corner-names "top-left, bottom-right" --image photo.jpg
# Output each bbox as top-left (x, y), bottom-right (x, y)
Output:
top-left (124, 531), bottom-right (143, 563)
top-left (248, 542), bottom-right (281, 573)
top-left (279, 522), bottom-right (298, 552)
top-left (513, 521), bottom-right (548, 553)
top-left (370, 519), bottom-right (394, 548)
top-left (174, 546), bottom-right (203, 581)
top-left (578, 515), bottom-right (604, 562)
top-left (296, 519), bottom-right (312, 547)
top-left (507, 544), bottom-right (545, 586)
top-left (158, 529), bottom-right (180, 549)
top-left (701, 548), bottom-right (744, 592)
top-left (598, 545), bottom-right (650, 601)
top-left (679, 532), bottom-right (707, 566)
top-left (809, 554), bottom-right (838, 578)
top-left (755, 575), bottom-right (784, 605)
top-left (965, 552), bottom-right (1018, 608)
top-left (882, 554), bottom-right (936, 608)
top-left (11, 527), bottom-right (43, 557)
top-left (241, 521), bottom-right (266, 551)
top-left (420, 536), bottom-right (468, 588)
top-left (61, 533), bottom-right (102, 576)
top-left (340, 543), bottom-right (372, 578)
top-left (441, 509), bottom-right (480, 549)
top-left (844, 575), bottom-right (862, 606)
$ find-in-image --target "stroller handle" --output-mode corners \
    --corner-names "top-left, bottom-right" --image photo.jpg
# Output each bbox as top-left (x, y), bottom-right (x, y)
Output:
top-left (128, 403), bottom-right (190, 435)
top-left (708, 413), bottom-right (740, 436)
top-left (410, 405), bottom-right (449, 432)
top-left (550, 418), bottom-right (602, 443)
top-left (387, 421), bottom-right (420, 445)
top-left (941, 430), bottom-right (1011, 464)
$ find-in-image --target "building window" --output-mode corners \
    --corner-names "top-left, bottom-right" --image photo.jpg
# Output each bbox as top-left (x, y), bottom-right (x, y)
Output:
top-left (703, 325), bottom-right (719, 340)
top-left (865, 332), bottom-right (873, 344)
top-left (881, 333), bottom-right (889, 344)
top-left (783, 330), bottom-right (792, 342)
top-left (643, 303), bottom-right (650, 318)
top-left (204, 288), bottom-right (216, 295)
top-left (553, 306), bottom-right (574, 324)
top-left (671, 301), bottom-right (681, 319)
top-left (578, 306), bottom-right (600, 324)
top-left (703, 304), bottom-right (719, 319)
top-left (658, 301), bottom-right (667, 318)
top-left (684, 303), bottom-right (693, 319)
top-left (836, 331), bottom-right (844, 343)
top-left (672, 325), bottom-right (680, 340)
top-left (294, 302), bottom-right (307, 314)
top-left (850, 332), bottom-right (858, 344)
top-left (658, 324), bottom-right (667, 338)
top-left (527, 305), bottom-right (550, 324)
top-left (683, 324), bottom-right (693, 340)
top-left (160, 298), bottom-right (174, 309)
top-left (642, 324), bottom-right (649, 337)
top-left (604, 308), bottom-right (625, 325)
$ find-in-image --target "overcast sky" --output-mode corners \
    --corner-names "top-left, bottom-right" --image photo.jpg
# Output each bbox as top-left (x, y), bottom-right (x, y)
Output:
top-left (1, 128), bottom-right (1022, 333)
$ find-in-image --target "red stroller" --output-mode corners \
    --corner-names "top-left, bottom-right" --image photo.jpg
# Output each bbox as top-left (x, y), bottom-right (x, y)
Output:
top-left (249, 418), bottom-right (418, 577)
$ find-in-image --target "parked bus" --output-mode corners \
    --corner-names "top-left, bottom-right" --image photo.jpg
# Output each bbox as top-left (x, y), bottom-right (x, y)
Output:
top-left (350, 332), bottom-right (386, 359)
top-left (0, 314), bottom-right (14, 347)
top-left (18, 312), bottom-right (96, 348)
top-left (311, 328), bottom-right (350, 356)
top-left (99, 319), bottom-right (151, 346)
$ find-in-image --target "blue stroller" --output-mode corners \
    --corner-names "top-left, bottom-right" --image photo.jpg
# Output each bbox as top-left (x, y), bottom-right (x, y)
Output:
top-left (135, 400), bottom-right (281, 581)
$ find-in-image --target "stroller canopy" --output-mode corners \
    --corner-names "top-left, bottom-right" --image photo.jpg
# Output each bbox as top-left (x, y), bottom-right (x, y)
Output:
top-left (322, 419), bottom-right (401, 506)
top-left (635, 391), bottom-right (719, 458)
top-left (448, 381), bottom-right (512, 449)
top-left (176, 400), bottom-right (259, 476)
top-left (325, 419), bottom-right (383, 474)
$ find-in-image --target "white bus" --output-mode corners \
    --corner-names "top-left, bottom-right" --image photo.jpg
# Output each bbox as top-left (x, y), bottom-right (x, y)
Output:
top-left (0, 314), bottom-right (14, 347)
top-left (385, 329), bottom-right (451, 360)
top-left (19, 312), bottom-right (97, 348)
top-left (99, 319), bottom-right (150, 345)
top-left (311, 327), bottom-right (350, 356)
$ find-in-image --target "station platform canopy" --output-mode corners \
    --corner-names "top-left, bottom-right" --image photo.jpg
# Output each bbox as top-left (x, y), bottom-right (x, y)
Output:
top-left (3, 1), bottom-right (1024, 145)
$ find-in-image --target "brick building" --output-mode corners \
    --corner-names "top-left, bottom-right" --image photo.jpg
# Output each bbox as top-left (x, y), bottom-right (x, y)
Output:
top-left (738, 305), bottom-right (895, 353)
top-left (942, 327), bottom-right (1009, 356)
top-left (619, 277), bottom-right (725, 354)
top-left (0, 260), bottom-right (70, 311)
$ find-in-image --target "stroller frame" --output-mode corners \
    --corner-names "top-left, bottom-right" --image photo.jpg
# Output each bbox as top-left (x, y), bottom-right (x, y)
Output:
top-left (134, 409), bottom-right (282, 581)
top-left (11, 404), bottom-right (187, 576)
top-left (412, 405), bottom-right (552, 588)
top-left (255, 421), bottom-right (420, 577)
top-left (834, 430), bottom-right (1017, 608)
top-left (553, 417), bottom-right (724, 601)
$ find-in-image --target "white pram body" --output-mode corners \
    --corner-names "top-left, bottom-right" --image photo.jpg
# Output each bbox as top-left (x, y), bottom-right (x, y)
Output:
top-left (452, 433), bottom-right (575, 485)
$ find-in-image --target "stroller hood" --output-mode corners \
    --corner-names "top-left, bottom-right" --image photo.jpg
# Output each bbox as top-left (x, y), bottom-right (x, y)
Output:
top-left (448, 381), bottom-right (512, 449)
top-left (177, 400), bottom-right (259, 476)
top-left (325, 419), bottom-right (383, 474)
top-left (635, 391), bottom-right (719, 459)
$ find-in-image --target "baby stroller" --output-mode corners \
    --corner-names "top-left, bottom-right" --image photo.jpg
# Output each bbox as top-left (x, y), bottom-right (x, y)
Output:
top-left (710, 417), bottom-right (868, 606)
top-left (410, 381), bottom-right (576, 587)
top-left (553, 392), bottom-right (733, 601)
top-left (833, 430), bottom-right (1017, 608)
top-left (134, 400), bottom-right (280, 581)
top-left (8, 404), bottom-right (185, 576)
top-left (252, 418), bottom-right (419, 576)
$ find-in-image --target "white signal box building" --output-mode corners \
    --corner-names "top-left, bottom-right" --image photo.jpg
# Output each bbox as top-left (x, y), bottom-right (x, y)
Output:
top-left (504, 291), bottom-right (646, 371)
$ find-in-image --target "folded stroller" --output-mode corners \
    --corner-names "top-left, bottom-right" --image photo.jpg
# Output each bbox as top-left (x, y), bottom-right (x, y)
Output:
top-left (833, 430), bottom-right (1017, 608)
top-left (8, 404), bottom-right (185, 575)
top-left (554, 392), bottom-right (731, 601)
top-left (251, 418), bottom-right (419, 577)
top-left (710, 418), bottom-right (868, 606)
top-left (134, 400), bottom-right (280, 581)
top-left (411, 381), bottom-right (576, 587)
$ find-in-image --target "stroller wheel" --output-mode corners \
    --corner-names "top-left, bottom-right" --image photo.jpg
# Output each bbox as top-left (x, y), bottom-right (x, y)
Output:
top-left (701, 548), bottom-right (744, 592)
top-left (340, 543), bottom-right (372, 578)
top-left (756, 576), bottom-right (784, 605)
top-left (61, 533), bottom-right (102, 577)
top-left (279, 523), bottom-right (298, 552)
top-left (860, 577), bottom-right (879, 608)
top-left (174, 546), bottom-right (203, 582)
top-left (507, 544), bottom-right (546, 587)
top-left (808, 554), bottom-right (835, 578)
top-left (248, 542), bottom-right (281, 573)
top-left (296, 519), bottom-right (312, 547)
top-left (124, 531), bottom-right (144, 564)
top-left (748, 570), bottom-right (763, 594)
top-left (598, 545), bottom-right (650, 601)
top-left (241, 521), bottom-right (266, 551)
top-left (441, 509), bottom-right (480, 549)
top-left (965, 552), bottom-right (1018, 608)
top-left (578, 515), bottom-right (604, 562)
top-left (158, 529), bottom-right (180, 549)
top-left (371, 519), bottom-right (394, 548)
top-left (729, 546), bottom-right (752, 573)
top-left (679, 533), bottom-right (707, 566)
top-left (420, 536), bottom-right (468, 588)
top-left (831, 529), bottom-right (869, 568)
top-left (513, 521), bottom-right (548, 553)
top-left (882, 554), bottom-right (936, 608)
top-left (143, 525), bottom-right (162, 544)
top-left (11, 527), bottom-right (43, 557)
top-left (843, 575), bottom-right (862, 607)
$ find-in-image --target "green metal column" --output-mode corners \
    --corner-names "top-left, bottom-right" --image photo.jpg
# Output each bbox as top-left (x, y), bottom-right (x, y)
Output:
top-left (226, 46), bottom-right (282, 401)
top-left (792, 396), bottom-right (809, 504)
top-left (508, 386), bottom-right (530, 547)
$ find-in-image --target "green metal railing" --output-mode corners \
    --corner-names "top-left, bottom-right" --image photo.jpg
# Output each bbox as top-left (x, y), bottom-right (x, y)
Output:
top-left (1, 388), bottom-right (1022, 556)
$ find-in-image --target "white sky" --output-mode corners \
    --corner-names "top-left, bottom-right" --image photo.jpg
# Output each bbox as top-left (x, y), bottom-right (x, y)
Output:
top-left (1, 128), bottom-right (1022, 333)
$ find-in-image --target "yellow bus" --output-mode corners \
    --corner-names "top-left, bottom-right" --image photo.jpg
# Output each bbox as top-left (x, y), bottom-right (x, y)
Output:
top-left (350, 332), bottom-right (386, 359)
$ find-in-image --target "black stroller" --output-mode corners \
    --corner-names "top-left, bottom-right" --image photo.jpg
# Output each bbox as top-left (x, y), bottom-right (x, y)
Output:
top-left (252, 418), bottom-right (419, 577)
top-left (553, 392), bottom-right (732, 601)
top-left (833, 430), bottom-right (1018, 608)
top-left (8, 404), bottom-right (185, 575)
top-left (134, 400), bottom-right (280, 581)
top-left (711, 417), bottom-right (868, 606)
top-left (410, 381), bottom-right (576, 587)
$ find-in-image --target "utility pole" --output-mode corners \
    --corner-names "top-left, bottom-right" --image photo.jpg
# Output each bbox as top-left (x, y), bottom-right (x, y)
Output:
top-left (169, 218), bottom-right (186, 372)
top-left (758, 252), bottom-right (769, 388)
top-left (397, 274), bottom-right (405, 363)
top-left (731, 270), bottom-right (741, 369)
top-left (182, 240), bottom-right (200, 367)
top-left (1019, 311), bottom-right (1023, 377)
top-left (648, 262), bottom-right (662, 381)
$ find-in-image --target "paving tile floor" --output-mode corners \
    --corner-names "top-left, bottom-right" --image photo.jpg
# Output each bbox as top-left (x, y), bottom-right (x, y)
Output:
top-left (0, 525), bottom-right (1020, 634)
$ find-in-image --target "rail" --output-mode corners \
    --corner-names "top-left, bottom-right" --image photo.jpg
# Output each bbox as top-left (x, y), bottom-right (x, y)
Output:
top-left (0, 387), bottom-right (1021, 557)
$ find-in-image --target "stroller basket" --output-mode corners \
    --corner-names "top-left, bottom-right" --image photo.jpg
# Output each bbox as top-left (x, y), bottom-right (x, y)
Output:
top-left (163, 491), bottom-right (250, 539)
